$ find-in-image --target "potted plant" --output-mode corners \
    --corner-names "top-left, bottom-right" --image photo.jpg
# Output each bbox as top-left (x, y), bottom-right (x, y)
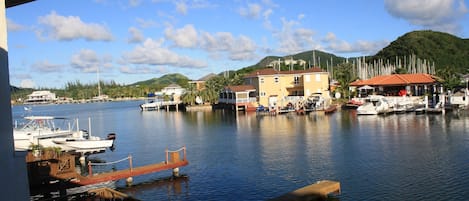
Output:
top-left (29, 143), bottom-right (43, 158)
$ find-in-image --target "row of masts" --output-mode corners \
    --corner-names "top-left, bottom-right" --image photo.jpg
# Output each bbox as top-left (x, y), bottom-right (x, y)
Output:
top-left (279, 50), bottom-right (436, 81)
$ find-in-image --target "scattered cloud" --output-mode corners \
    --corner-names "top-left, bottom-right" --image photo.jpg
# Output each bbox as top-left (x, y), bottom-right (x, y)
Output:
top-left (323, 32), bottom-right (389, 55)
top-left (128, 27), bottom-right (144, 43)
top-left (20, 79), bottom-right (35, 88)
top-left (135, 18), bottom-right (158, 28)
top-left (175, 1), bottom-right (188, 15)
top-left (31, 60), bottom-right (65, 73)
top-left (384, 0), bottom-right (468, 33)
top-left (199, 31), bottom-right (258, 61)
top-left (120, 65), bottom-right (166, 74)
top-left (122, 38), bottom-right (207, 68)
top-left (7, 19), bottom-right (26, 32)
top-left (70, 49), bottom-right (113, 73)
top-left (37, 11), bottom-right (113, 41)
top-left (164, 24), bottom-right (198, 48)
top-left (239, 3), bottom-right (262, 19)
top-left (274, 18), bottom-right (317, 54)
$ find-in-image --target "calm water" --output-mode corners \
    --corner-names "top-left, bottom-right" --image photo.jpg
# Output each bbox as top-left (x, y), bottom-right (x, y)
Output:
top-left (12, 101), bottom-right (469, 201)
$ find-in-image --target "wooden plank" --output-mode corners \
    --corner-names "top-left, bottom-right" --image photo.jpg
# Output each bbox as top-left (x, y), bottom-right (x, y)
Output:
top-left (269, 180), bottom-right (340, 201)
top-left (71, 160), bottom-right (189, 185)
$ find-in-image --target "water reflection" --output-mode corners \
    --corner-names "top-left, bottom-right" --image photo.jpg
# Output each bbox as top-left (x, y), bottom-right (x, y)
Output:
top-left (119, 176), bottom-right (189, 200)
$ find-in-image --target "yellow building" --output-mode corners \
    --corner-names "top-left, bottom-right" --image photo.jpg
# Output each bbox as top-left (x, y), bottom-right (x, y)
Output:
top-left (219, 67), bottom-right (330, 111)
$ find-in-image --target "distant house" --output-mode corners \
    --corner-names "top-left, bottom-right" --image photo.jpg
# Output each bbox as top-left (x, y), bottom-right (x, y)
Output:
top-left (155, 84), bottom-right (186, 101)
top-left (188, 73), bottom-right (216, 91)
top-left (24, 90), bottom-right (57, 104)
top-left (218, 67), bottom-right (330, 111)
top-left (349, 73), bottom-right (441, 97)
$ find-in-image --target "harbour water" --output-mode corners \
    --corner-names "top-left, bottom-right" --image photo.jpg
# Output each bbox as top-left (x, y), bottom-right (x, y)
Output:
top-left (12, 101), bottom-right (469, 200)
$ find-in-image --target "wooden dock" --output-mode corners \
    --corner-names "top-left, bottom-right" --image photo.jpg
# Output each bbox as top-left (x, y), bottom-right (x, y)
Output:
top-left (269, 180), bottom-right (340, 201)
top-left (27, 147), bottom-right (188, 186)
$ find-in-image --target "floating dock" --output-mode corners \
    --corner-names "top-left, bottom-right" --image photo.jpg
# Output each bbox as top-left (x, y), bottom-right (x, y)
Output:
top-left (269, 180), bottom-right (340, 201)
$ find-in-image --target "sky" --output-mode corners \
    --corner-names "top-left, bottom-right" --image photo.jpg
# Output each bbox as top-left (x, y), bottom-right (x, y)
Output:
top-left (5, 0), bottom-right (469, 89)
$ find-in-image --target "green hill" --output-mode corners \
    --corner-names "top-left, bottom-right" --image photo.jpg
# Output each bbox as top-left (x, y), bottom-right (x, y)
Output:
top-left (130, 73), bottom-right (190, 90)
top-left (371, 30), bottom-right (469, 73)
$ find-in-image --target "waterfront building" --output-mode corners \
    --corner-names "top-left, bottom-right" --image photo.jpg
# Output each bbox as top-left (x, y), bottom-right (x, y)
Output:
top-left (219, 67), bottom-right (330, 111)
top-left (25, 90), bottom-right (57, 104)
top-left (349, 73), bottom-right (441, 97)
top-left (155, 84), bottom-right (186, 102)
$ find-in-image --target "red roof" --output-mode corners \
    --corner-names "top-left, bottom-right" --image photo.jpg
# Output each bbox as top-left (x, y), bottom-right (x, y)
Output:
top-left (244, 67), bottom-right (325, 78)
top-left (350, 74), bottom-right (438, 86)
top-left (224, 85), bottom-right (256, 92)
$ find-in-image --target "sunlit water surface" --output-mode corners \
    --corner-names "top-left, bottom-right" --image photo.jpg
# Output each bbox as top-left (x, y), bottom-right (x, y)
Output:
top-left (12, 101), bottom-right (469, 201)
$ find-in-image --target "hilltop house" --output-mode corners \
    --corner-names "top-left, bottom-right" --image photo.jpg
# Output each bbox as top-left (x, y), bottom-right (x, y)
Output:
top-left (218, 67), bottom-right (330, 111)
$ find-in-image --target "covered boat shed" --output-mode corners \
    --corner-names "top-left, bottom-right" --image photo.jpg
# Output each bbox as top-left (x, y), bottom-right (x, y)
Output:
top-left (349, 73), bottom-right (442, 97)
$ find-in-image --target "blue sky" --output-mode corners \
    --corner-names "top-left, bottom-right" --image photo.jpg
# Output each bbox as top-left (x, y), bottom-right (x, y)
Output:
top-left (6, 0), bottom-right (469, 88)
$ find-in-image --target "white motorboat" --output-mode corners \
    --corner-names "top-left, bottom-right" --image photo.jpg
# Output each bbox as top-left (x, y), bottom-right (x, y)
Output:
top-left (13, 116), bottom-right (115, 153)
top-left (356, 95), bottom-right (391, 115)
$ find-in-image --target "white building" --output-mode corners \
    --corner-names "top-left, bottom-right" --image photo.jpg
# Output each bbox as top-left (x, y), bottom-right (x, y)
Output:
top-left (25, 90), bottom-right (57, 104)
top-left (155, 84), bottom-right (186, 101)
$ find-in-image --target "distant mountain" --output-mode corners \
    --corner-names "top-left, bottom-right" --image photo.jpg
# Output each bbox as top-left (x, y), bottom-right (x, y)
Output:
top-left (130, 73), bottom-right (190, 90)
top-left (371, 30), bottom-right (469, 73)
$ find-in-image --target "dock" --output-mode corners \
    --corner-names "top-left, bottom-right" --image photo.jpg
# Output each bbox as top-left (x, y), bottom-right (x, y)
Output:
top-left (26, 147), bottom-right (188, 186)
top-left (269, 180), bottom-right (340, 201)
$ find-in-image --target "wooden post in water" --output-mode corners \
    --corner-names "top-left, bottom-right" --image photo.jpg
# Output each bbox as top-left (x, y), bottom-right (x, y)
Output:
top-left (88, 161), bottom-right (93, 176)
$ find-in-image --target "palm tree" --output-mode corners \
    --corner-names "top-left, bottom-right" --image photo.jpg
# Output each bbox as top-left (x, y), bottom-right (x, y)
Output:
top-left (334, 63), bottom-right (358, 99)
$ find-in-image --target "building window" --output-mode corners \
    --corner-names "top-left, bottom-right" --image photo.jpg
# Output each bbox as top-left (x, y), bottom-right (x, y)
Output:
top-left (259, 92), bottom-right (266, 97)
top-left (294, 76), bottom-right (300, 85)
top-left (274, 76), bottom-right (279, 83)
top-left (260, 78), bottom-right (264, 84)
top-left (315, 74), bottom-right (321, 82)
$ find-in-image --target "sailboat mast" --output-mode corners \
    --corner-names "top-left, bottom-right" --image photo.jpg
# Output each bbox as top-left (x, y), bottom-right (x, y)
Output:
top-left (97, 66), bottom-right (101, 97)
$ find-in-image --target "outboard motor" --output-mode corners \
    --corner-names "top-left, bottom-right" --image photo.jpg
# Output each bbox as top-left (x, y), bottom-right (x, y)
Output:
top-left (107, 133), bottom-right (116, 151)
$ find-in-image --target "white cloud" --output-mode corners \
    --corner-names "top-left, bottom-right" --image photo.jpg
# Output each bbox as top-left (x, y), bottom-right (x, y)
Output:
top-left (239, 3), bottom-right (262, 19)
top-left (7, 19), bottom-right (26, 32)
top-left (128, 27), bottom-right (144, 43)
top-left (20, 79), bottom-right (35, 88)
top-left (384, 0), bottom-right (468, 33)
top-left (37, 11), bottom-right (113, 41)
top-left (135, 18), bottom-right (157, 28)
top-left (120, 65), bottom-right (166, 74)
top-left (122, 38), bottom-right (207, 68)
top-left (175, 1), bottom-right (188, 15)
top-left (274, 18), bottom-right (317, 54)
top-left (70, 49), bottom-right (113, 73)
top-left (323, 33), bottom-right (389, 55)
top-left (31, 60), bottom-right (64, 73)
top-left (199, 31), bottom-right (258, 61)
top-left (164, 24), bottom-right (198, 48)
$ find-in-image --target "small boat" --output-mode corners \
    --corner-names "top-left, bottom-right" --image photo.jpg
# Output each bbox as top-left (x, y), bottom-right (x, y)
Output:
top-left (356, 95), bottom-right (391, 115)
top-left (324, 105), bottom-right (337, 114)
top-left (53, 136), bottom-right (114, 151)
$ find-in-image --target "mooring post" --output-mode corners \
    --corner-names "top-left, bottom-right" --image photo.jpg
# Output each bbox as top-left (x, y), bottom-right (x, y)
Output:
top-left (88, 161), bottom-right (92, 176)
top-left (165, 148), bottom-right (168, 164)
top-left (129, 154), bottom-right (133, 172)
top-left (183, 146), bottom-right (186, 161)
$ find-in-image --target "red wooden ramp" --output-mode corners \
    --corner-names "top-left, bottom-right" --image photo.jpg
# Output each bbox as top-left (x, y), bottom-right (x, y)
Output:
top-left (53, 147), bottom-right (188, 186)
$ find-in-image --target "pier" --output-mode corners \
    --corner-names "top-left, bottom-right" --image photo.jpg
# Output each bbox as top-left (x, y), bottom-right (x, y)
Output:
top-left (269, 180), bottom-right (341, 201)
top-left (26, 146), bottom-right (188, 187)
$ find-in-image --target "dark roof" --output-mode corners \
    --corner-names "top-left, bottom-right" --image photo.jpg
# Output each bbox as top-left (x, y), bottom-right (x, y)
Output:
top-left (6, 0), bottom-right (35, 8)
top-left (244, 67), bottom-right (325, 78)
top-left (223, 85), bottom-right (256, 92)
